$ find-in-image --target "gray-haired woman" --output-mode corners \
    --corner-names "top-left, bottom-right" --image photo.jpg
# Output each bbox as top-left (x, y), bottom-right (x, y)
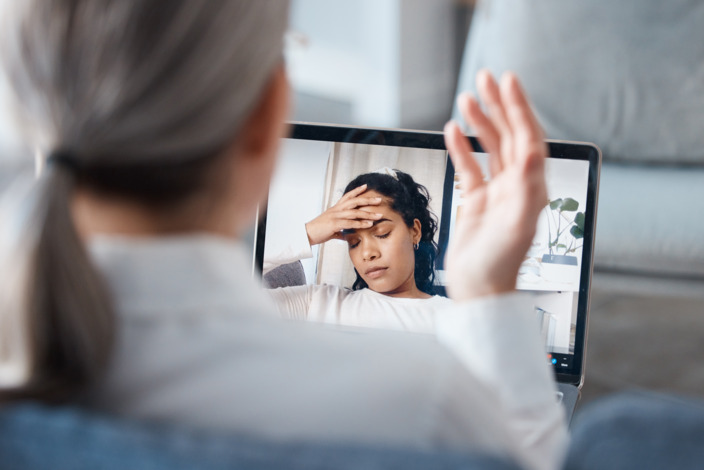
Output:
top-left (0, 2), bottom-right (566, 470)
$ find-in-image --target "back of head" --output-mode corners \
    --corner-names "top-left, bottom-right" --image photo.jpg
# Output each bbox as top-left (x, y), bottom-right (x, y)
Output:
top-left (0, 0), bottom-right (289, 402)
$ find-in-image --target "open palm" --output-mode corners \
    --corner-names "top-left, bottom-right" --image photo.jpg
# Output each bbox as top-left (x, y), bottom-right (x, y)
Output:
top-left (443, 70), bottom-right (548, 301)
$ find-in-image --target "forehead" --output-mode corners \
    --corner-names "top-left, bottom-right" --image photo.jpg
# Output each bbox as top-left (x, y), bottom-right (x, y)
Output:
top-left (341, 190), bottom-right (404, 236)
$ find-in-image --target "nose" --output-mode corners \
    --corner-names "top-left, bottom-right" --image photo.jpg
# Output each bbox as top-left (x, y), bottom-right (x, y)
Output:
top-left (361, 238), bottom-right (380, 262)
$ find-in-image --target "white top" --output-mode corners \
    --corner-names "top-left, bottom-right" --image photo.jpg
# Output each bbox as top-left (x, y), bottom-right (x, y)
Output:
top-left (87, 235), bottom-right (567, 470)
top-left (269, 285), bottom-right (451, 333)
top-left (265, 225), bottom-right (452, 333)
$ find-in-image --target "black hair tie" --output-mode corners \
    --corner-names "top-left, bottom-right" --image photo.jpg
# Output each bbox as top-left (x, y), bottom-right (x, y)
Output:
top-left (46, 150), bottom-right (80, 172)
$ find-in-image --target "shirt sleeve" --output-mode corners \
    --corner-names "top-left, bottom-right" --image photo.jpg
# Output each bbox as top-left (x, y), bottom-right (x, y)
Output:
top-left (262, 224), bottom-right (313, 274)
top-left (266, 285), bottom-right (314, 320)
top-left (434, 292), bottom-right (569, 470)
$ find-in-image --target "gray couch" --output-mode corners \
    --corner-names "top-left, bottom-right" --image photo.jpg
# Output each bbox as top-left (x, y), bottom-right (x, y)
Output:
top-left (455, 0), bottom-right (704, 297)
top-left (263, 261), bottom-right (307, 289)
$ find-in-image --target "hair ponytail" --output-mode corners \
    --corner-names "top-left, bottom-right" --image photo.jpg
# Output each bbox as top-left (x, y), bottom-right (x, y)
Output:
top-left (0, 167), bottom-right (114, 403)
top-left (343, 170), bottom-right (439, 295)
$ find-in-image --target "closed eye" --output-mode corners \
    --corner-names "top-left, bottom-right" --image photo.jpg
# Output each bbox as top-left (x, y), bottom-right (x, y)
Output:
top-left (347, 231), bottom-right (390, 249)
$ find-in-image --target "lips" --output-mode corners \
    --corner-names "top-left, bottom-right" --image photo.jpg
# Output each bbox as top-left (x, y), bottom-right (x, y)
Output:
top-left (364, 266), bottom-right (388, 279)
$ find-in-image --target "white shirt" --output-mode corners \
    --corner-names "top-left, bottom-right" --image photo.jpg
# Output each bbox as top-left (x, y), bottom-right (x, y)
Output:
top-left (269, 285), bottom-right (451, 333)
top-left (87, 235), bottom-right (567, 470)
top-left (264, 225), bottom-right (451, 333)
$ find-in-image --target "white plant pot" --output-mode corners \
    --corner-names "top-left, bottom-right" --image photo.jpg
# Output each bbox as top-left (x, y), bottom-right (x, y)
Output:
top-left (541, 254), bottom-right (580, 284)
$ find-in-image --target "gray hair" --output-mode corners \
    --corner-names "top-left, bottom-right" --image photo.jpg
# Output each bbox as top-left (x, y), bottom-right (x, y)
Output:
top-left (0, 0), bottom-right (289, 401)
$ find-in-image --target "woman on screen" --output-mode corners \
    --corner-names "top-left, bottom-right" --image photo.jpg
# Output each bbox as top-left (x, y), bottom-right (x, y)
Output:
top-left (265, 168), bottom-right (452, 333)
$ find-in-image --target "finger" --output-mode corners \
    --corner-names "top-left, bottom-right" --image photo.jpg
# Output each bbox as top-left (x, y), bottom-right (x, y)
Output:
top-left (357, 205), bottom-right (385, 216)
top-left (477, 69), bottom-right (511, 132)
top-left (337, 219), bottom-right (375, 231)
top-left (443, 120), bottom-right (484, 194)
top-left (458, 92), bottom-right (503, 178)
top-left (338, 184), bottom-right (368, 204)
top-left (500, 73), bottom-right (547, 173)
top-left (477, 69), bottom-right (513, 169)
top-left (458, 92), bottom-right (501, 157)
top-left (488, 153), bottom-right (503, 178)
top-left (500, 72), bottom-right (544, 140)
top-left (338, 209), bottom-right (383, 221)
top-left (343, 196), bottom-right (383, 210)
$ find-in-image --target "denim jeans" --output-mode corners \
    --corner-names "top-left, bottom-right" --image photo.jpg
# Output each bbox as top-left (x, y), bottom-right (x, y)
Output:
top-left (0, 403), bottom-right (521, 470)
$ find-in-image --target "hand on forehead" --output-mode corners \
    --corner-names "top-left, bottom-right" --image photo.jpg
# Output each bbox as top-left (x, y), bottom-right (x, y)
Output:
top-left (354, 189), bottom-right (392, 212)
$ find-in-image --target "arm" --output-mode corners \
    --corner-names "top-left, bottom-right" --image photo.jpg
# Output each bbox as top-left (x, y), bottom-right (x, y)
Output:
top-left (436, 293), bottom-right (567, 470)
top-left (262, 185), bottom-right (383, 274)
top-left (266, 284), bottom-right (313, 320)
top-left (440, 70), bottom-right (567, 470)
top-left (262, 224), bottom-right (313, 274)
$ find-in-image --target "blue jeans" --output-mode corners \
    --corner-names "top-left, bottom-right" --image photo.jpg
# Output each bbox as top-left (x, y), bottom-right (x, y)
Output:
top-left (0, 403), bottom-right (521, 470)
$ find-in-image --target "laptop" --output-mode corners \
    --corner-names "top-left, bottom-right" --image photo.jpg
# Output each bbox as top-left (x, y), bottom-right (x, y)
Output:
top-left (255, 122), bottom-right (601, 421)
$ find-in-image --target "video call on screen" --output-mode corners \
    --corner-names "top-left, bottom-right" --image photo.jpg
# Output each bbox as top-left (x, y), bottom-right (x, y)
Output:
top-left (263, 139), bottom-right (590, 362)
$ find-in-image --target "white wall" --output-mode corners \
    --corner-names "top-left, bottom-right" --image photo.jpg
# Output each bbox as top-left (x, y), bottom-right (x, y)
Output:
top-left (264, 139), bottom-right (332, 282)
top-left (287, 0), bottom-right (457, 130)
top-left (0, 64), bottom-right (27, 168)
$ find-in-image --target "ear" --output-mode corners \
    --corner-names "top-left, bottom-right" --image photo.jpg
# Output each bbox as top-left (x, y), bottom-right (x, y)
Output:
top-left (238, 63), bottom-right (290, 158)
top-left (208, 64), bottom-right (290, 238)
top-left (411, 218), bottom-right (422, 244)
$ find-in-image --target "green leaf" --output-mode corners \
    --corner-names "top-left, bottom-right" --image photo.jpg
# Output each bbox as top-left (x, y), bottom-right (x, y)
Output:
top-left (559, 198), bottom-right (579, 212)
top-left (557, 244), bottom-right (567, 250)
top-left (570, 225), bottom-right (584, 239)
top-left (574, 212), bottom-right (585, 230)
top-left (549, 199), bottom-right (563, 210)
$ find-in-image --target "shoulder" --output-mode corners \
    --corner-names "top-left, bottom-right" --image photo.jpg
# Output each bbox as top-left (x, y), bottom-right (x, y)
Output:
top-left (429, 295), bottom-right (453, 306)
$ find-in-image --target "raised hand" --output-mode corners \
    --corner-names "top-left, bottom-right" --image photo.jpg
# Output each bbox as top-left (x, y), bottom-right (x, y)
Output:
top-left (443, 70), bottom-right (548, 301)
top-left (305, 184), bottom-right (383, 246)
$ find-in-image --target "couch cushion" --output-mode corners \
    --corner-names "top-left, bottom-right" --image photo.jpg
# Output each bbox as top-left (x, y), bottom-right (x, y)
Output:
top-left (0, 403), bottom-right (522, 470)
top-left (263, 260), bottom-right (307, 288)
top-left (566, 392), bottom-right (704, 470)
top-left (456, 0), bottom-right (704, 164)
top-left (594, 163), bottom-right (704, 278)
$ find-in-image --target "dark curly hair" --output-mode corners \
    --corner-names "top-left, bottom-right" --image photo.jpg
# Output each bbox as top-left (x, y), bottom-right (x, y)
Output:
top-left (343, 170), bottom-right (439, 295)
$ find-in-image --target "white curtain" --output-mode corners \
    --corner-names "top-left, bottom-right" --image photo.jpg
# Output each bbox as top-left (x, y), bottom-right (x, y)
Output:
top-left (316, 142), bottom-right (448, 288)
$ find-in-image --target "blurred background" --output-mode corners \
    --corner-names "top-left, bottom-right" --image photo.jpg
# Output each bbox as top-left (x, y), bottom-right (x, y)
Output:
top-left (286, 0), bottom-right (473, 130)
top-left (0, 62), bottom-right (24, 172)
top-left (0, 0), bottom-right (473, 170)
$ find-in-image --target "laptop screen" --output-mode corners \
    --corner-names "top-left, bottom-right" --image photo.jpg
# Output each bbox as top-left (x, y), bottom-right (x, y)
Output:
top-left (256, 123), bottom-right (600, 386)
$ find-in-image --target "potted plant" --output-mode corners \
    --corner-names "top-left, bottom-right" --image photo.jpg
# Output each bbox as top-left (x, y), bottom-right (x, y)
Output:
top-left (540, 197), bottom-right (585, 283)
